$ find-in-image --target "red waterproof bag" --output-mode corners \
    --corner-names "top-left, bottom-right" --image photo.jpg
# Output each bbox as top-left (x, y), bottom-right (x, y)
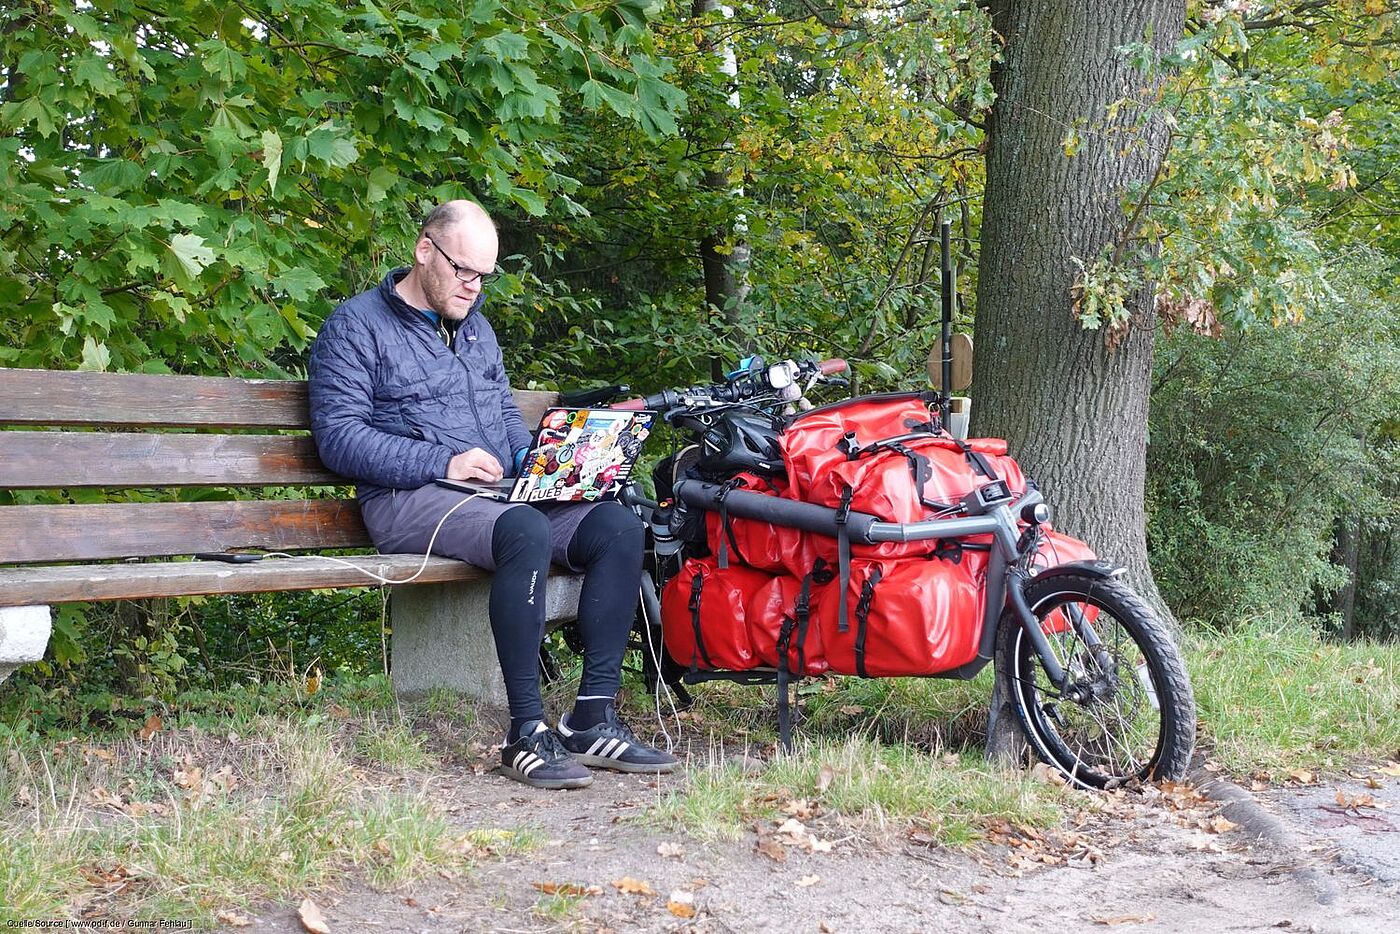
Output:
top-left (704, 473), bottom-right (804, 574)
top-left (660, 558), bottom-right (771, 671)
top-left (746, 572), bottom-right (830, 676)
top-left (815, 552), bottom-right (987, 677)
top-left (780, 393), bottom-right (939, 496)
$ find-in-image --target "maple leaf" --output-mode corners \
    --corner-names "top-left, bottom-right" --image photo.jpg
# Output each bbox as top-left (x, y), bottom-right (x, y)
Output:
top-left (137, 715), bottom-right (163, 741)
top-left (298, 898), bottom-right (331, 934)
top-left (667, 890), bottom-right (696, 918)
top-left (611, 876), bottom-right (655, 896)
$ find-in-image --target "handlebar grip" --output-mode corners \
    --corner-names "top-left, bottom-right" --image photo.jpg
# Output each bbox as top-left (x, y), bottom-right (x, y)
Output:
top-left (612, 398), bottom-right (647, 411)
top-left (818, 357), bottom-right (848, 375)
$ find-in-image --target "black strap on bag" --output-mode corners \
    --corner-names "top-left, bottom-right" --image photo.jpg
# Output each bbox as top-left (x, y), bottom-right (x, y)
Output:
top-left (834, 484), bottom-right (854, 633)
top-left (687, 571), bottom-right (714, 672)
top-left (952, 437), bottom-right (998, 480)
top-left (853, 565), bottom-right (884, 678)
top-left (713, 477), bottom-right (744, 569)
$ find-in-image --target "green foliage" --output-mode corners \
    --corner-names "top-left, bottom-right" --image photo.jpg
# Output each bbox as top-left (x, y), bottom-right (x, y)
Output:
top-left (0, 0), bottom-right (685, 376)
top-left (1147, 252), bottom-right (1400, 627)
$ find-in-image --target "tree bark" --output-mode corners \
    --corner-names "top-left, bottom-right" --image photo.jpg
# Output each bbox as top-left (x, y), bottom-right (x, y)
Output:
top-left (692, 0), bottom-right (752, 371)
top-left (974, 0), bottom-right (1185, 625)
top-left (1327, 516), bottom-right (1360, 640)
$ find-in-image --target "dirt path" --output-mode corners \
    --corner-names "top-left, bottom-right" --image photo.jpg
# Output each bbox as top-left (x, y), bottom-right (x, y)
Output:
top-left (246, 754), bottom-right (1400, 934)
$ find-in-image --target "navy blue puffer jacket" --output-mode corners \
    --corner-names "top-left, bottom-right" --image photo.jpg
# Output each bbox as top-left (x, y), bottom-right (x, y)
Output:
top-left (308, 269), bottom-right (532, 502)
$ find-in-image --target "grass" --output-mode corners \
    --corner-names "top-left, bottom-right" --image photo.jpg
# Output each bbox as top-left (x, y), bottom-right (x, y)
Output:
top-left (0, 677), bottom-right (532, 925)
top-left (649, 735), bottom-right (1068, 846)
top-left (1187, 617), bottom-right (1400, 777)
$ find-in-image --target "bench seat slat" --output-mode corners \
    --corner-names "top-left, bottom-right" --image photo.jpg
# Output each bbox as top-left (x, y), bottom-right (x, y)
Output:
top-left (0, 555), bottom-right (520, 605)
top-left (0, 369), bottom-right (310, 428)
top-left (0, 500), bottom-right (372, 563)
top-left (0, 367), bottom-right (563, 434)
top-left (0, 432), bottom-right (340, 488)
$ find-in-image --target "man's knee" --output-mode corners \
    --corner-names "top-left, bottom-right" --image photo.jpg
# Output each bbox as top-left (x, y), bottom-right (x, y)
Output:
top-left (492, 506), bottom-right (552, 564)
top-left (571, 502), bottom-right (644, 565)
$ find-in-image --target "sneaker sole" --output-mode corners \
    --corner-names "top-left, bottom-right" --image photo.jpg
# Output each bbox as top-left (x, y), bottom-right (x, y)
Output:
top-left (499, 765), bottom-right (594, 789)
top-left (572, 753), bottom-right (679, 774)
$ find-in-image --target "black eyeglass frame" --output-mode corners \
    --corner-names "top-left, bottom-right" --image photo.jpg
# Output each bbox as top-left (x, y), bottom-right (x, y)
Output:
top-left (425, 235), bottom-right (499, 285)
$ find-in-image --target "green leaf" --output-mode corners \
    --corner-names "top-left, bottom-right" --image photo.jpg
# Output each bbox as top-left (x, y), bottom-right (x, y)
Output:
top-left (79, 336), bottom-right (111, 372)
top-left (367, 166), bottom-right (399, 203)
top-left (261, 130), bottom-right (283, 194)
top-left (481, 31), bottom-right (529, 61)
top-left (169, 233), bottom-right (214, 280)
top-left (273, 266), bottom-right (327, 301)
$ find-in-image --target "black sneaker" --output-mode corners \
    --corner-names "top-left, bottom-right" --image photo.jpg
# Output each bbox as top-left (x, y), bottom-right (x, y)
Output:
top-left (500, 722), bottom-right (593, 789)
top-left (556, 707), bottom-right (679, 774)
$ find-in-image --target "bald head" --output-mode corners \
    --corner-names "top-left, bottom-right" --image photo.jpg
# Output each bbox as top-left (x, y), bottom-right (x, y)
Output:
top-left (401, 200), bottom-right (500, 320)
top-left (420, 199), bottom-right (497, 247)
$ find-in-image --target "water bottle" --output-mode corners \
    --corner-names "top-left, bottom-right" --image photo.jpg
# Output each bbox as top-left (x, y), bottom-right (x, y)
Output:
top-left (651, 501), bottom-right (682, 558)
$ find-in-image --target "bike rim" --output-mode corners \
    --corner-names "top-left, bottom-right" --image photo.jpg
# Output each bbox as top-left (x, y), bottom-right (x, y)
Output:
top-left (1012, 594), bottom-right (1166, 788)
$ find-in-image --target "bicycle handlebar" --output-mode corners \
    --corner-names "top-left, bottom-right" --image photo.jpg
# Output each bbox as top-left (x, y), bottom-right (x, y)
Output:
top-left (612, 357), bottom-right (846, 413)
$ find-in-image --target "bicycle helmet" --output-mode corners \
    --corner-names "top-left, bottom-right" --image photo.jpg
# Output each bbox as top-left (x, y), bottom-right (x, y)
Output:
top-left (696, 410), bottom-right (784, 478)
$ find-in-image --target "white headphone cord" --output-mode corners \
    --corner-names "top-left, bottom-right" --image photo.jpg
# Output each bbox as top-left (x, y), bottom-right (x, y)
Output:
top-left (262, 493), bottom-right (485, 585)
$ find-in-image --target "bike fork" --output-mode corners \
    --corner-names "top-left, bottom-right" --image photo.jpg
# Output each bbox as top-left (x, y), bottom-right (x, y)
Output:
top-left (1006, 571), bottom-right (1070, 691)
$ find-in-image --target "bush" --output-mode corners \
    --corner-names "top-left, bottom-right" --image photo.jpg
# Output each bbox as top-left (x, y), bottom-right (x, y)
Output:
top-left (1147, 257), bottom-right (1400, 632)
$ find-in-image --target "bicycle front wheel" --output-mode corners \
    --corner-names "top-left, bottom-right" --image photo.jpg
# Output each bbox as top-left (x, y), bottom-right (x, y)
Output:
top-left (995, 573), bottom-right (1196, 789)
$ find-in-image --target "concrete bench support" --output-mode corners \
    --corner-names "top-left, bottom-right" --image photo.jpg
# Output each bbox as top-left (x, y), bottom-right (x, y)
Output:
top-left (390, 574), bottom-right (584, 706)
top-left (0, 605), bottom-right (52, 684)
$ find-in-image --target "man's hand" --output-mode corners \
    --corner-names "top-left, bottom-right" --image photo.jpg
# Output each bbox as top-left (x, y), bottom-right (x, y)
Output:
top-left (447, 448), bottom-right (505, 482)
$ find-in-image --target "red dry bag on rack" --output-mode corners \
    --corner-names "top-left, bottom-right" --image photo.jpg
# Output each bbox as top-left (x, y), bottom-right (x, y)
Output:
top-left (746, 567), bottom-right (830, 676)
top-left (814, 549), bottom-right (988, 678)
top-left (660, 557), bottom-right (771, 672)
top-left (704, 473), bottom-right (805, 574)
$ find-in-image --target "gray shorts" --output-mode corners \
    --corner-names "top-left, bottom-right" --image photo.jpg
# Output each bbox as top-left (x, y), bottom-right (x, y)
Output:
top-left (359, 485), bottom-right (600, 571)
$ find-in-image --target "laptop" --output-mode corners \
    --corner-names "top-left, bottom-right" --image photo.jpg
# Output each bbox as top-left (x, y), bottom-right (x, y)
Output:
top-left (435, 407), bottom-right (655, 503)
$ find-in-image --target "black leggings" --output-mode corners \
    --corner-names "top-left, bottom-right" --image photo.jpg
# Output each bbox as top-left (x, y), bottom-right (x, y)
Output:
top-left (489, 502), bottom-right (644, 722)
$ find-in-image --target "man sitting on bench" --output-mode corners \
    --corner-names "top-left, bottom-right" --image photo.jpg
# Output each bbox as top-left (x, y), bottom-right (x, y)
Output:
top-left (308, 199), bottom-right (676, 789)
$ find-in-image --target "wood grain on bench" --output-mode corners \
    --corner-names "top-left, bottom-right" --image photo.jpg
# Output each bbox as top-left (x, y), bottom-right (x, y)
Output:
top-left (1, 367), bottom-right (561, 603)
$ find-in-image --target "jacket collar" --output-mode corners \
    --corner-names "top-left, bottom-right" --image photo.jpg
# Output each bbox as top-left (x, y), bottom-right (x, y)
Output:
top-left (378, 267), bottom-right (486, 330)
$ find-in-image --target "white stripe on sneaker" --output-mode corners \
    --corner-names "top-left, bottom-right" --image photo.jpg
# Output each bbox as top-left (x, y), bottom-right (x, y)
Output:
top-left (520, 753), bottom-right (544, 776)
top-left (587, 737), bottom-right (610, 757)
top-left (608, 740), bottom-right (631, 759)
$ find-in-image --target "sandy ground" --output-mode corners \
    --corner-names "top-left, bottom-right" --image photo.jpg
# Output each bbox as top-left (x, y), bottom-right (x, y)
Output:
top-left (241, 746), bottom-right (1400, 934)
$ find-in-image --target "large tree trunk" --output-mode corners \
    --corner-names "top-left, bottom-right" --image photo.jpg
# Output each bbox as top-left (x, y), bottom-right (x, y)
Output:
top-left (975, 1), bottom-right (1185, 763)
top-left (974, 0), bottom-right (1184, 619)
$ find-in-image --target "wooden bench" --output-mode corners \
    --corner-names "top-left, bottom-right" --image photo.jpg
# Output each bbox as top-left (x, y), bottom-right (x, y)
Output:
top-left (0, 367), bottom-right (583, 701)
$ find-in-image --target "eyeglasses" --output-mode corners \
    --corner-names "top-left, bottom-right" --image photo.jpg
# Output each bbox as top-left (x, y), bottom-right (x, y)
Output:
top-left (426, 236), bottom-right (498, 286)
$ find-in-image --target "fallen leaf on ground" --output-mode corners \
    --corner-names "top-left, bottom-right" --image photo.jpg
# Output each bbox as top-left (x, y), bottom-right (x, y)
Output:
top-left (611, 876), bottom-right (655, 896)
top-left (667, 890), bottom-right (696, 918)
top-left (816, 764), bottom-right (835, 793)
top-left (85, 786), bottom-right (124, 809)
top-left (1206, 815), bottom-right (1238, 834)
top-left (782, 797), bottom-right (817, 820)
top-left (837, 704), bottom-right (865, 715)
top-left (1377, 761), bottom-right (1400, 777)
top-left (327, 703), bottom-right (351, 720)
top-left (216, 910), bottom-right (253, 927)
top-left (532, 882), bottom-right (600, 897)
top-left (796, 875), bottom-right (820, 888)
top-left (656, 842), bottom-right (685, 859)
top-left (755, 835), bottom-right (787, 863)
top-left (1288, 768), bottom-right (1317, 785)
top-left (137, 715), bottom-right (162, 741)
top-left (1364, 777), bottom-right (1383, 789)
top-left (1091, 914), bottom-right (1156, 925)
top-left (298, 898), bottom-right (330, 934)
top-left (1334, 790), bottom-right (1377, 809)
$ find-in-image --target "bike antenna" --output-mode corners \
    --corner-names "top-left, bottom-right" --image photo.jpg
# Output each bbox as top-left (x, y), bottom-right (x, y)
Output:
top-left (939, 219), bottom-right (954, 431)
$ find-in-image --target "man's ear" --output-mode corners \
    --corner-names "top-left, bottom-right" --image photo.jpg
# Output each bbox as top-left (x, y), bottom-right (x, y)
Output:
top-left (412, 236), bottom-right (432, 267)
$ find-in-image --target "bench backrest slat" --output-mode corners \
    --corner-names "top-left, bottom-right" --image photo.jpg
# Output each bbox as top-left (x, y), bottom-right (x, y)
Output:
top-left (0, 432), bottom-right (338, 488)
top-left (0, 500), bottom-right (371, 563)
top-left (0, 368), bottom-right (310, 428)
